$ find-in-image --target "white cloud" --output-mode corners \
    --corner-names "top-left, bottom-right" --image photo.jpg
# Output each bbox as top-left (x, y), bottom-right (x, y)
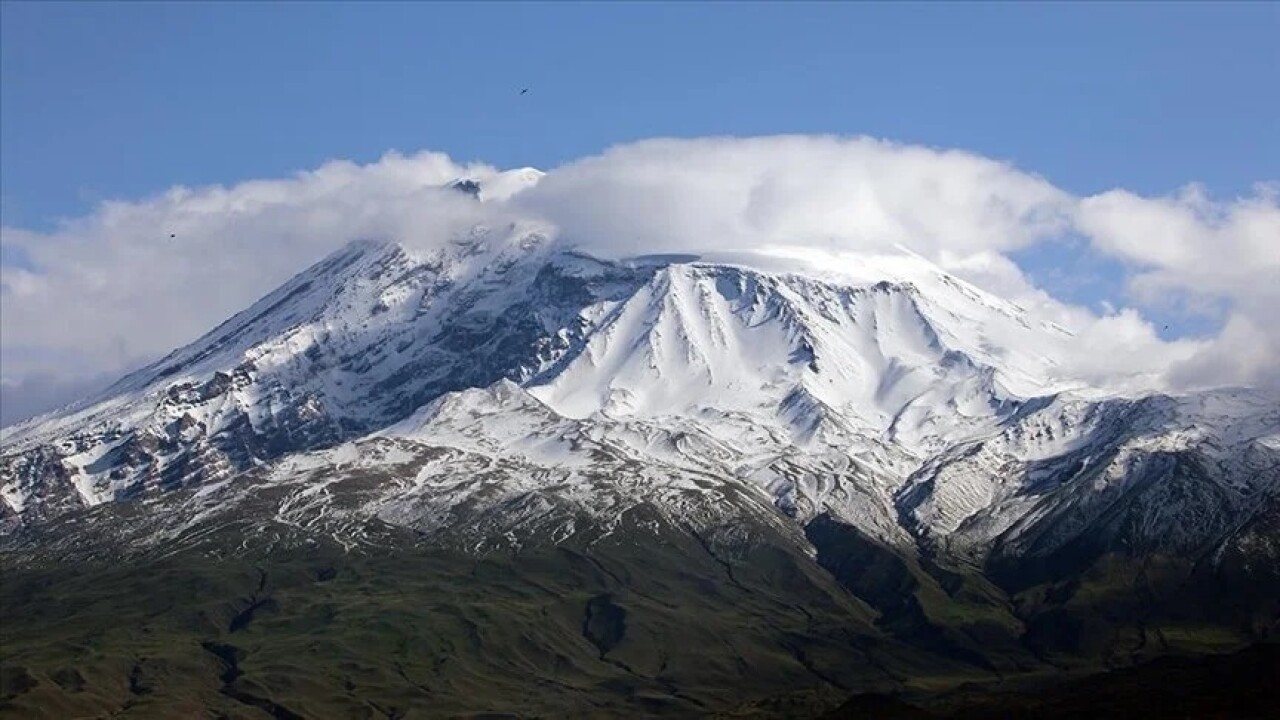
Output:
top-left (1, 136), bottom-right (1276, 425)
top-left (1076, 182), bottom-right (1280, 389)
top-left (516, 136), bottom-right (1072, 258)
top-left (2, 150), bottom-right (501, 384)
top-left (1078, 183), bottom-right (1280, 298)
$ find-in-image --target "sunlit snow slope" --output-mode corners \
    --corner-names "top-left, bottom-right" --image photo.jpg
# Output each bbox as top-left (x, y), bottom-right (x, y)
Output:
top-left (2, 179), bottom-right (1277, 581)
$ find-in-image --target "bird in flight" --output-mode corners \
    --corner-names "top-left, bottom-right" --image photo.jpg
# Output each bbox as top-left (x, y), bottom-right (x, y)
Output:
top-left (520, 88), bottom-right (528, 95)
top-left (169, 234), bottom-right (176, 239)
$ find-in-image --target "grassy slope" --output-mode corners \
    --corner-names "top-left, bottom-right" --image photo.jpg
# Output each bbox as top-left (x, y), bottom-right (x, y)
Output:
top-left (824, 642), bottom-right (1280, 719)
top-left (1, 513), bottom-right (992, 720)
top-left (3, 504), bottom-right (1276, 718)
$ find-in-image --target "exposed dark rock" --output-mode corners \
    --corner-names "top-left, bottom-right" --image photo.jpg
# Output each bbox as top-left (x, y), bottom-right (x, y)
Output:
top-left (582, 593), bottom-right (627, 656)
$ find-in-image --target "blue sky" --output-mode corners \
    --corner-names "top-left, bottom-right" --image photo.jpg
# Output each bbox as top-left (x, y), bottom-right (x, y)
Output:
top-left (4, 1), bottom-right (1276, 226)
top-left (1, 2), bottom-right (1278, 424)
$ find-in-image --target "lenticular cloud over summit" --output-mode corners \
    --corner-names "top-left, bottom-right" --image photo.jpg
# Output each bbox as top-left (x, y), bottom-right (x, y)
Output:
top-left (2, 135), bottom-right (1278, 425)
top-left (519, 136), bottom-right (1073, 259)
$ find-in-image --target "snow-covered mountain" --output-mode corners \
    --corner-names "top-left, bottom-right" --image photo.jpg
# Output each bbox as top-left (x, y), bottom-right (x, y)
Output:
top-left (2, 179), bottom-right (1278, 603)
top-left (4, 174), bottom-right (1279, 720)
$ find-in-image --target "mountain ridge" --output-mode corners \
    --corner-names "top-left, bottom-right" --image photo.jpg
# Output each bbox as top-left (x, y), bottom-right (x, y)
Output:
top-left (3, 217), bottom-right (1278, 717)
top-left (3, 228), bottom-right (1275, 565)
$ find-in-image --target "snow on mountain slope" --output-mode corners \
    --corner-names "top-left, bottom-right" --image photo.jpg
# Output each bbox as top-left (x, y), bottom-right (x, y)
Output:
top-left (0, 223), bottom-right (653, 517)
top-left (523, 251), bottom-right (1084, 460)
top-left (897, 389), bottom-right (1280, 562)
top-left (2, 212), bottom-right (1276, 579)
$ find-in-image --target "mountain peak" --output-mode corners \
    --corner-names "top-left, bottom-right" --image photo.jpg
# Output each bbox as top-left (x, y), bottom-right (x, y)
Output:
top-left (446, 167), bottom-right (545, 202)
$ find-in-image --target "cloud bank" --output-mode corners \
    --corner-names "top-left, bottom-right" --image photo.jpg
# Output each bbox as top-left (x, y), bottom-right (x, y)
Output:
top-left (2, 136), bottom-right (1277, 425)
